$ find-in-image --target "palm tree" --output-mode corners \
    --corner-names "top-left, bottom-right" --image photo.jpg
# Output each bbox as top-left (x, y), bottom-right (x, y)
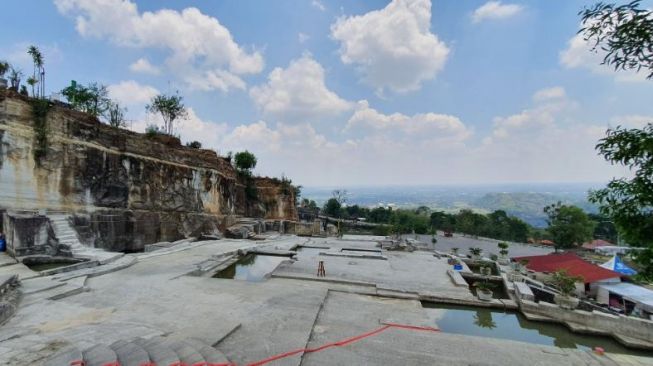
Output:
top-left (26, 76), bottom-right (38, 97)
top-left (27, 45), bottom-right (44, 98)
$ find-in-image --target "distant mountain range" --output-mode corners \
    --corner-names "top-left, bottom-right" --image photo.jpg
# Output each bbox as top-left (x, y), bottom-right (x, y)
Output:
top-left (302, 183), bottom-right (603, 228)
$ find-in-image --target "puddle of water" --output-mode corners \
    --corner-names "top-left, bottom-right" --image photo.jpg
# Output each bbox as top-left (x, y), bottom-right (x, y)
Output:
top-left (25, 262), bottom-right (75, 272)
top-left (213, 254), bottom-right (288, 282)
top-left (422, 303), bottom-right (653, 356)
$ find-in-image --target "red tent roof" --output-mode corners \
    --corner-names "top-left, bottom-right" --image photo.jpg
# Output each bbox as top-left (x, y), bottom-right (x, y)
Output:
top-left (512, 253), bottom-right (621, 284)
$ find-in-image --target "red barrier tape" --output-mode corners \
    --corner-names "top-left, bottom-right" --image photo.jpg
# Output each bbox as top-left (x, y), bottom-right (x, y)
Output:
top-left (71, 323), bottom-right (437, 366)
top-left (245, 323), bottom-right (439, 366)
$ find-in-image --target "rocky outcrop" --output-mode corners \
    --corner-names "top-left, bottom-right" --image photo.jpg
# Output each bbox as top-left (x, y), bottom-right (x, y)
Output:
top-left (0, 91), bottom-right (297, 252)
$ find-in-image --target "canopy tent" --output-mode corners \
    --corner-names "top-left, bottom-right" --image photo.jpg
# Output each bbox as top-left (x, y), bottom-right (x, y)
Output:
top-left (597, 282), bottom-right (653, 314)
top-left (600, 255), bottom-right (637, 276)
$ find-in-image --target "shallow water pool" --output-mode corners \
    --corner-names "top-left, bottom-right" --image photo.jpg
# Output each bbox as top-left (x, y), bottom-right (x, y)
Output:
top-left (213, 254), bottom-right (288, 282)
top-left (422, 302), bottom-right (653, 356)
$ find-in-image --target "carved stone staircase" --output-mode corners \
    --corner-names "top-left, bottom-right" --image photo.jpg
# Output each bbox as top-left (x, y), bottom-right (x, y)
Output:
top-left (49, 215), bottom-right (124, 264)
top-left (44, 336), bottom-right (231, 366)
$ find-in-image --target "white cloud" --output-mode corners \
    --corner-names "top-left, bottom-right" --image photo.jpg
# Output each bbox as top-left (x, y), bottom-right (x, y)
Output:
top-left (330, 0), bottom-right (450, 93)
top-left (472, 1), bottom-right (523, 23)
top-left (55, 0), bottom-right (264, 91)
top-left (107, 80), bottom-right (159, 107)
top-left (532, 86), bottom-right (566, 102)
top-left (609, 115), bottom-right (653, 129)
top-left (185, 69), bottom-right (246, 92)
top-left (131, 107), bottom-right (228, 150)
top-left (298, 32), bottom-right (310, 43)
top-left (249, 55), bottom-right (352, 122)
top-left (129, 58), bottom-right (160, 75)
top-left (560, 34), bottom-right (647, 83)
top-left (132, 90), bottom-right (627, 186)
top-left (346, 100), bottom-right (471, 144)
top-left (311, 0), bottom-right (325, 11)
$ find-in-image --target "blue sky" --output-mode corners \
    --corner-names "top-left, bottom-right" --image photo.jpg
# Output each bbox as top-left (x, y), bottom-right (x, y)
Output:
top-left (1, 0), bottom-right (652, 186)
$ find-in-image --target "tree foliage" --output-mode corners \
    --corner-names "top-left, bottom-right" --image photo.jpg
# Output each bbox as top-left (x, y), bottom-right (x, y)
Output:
top-left (580, 1), bottom-right (653, 79)
top-left (589, 124), bottom-right (653, 278)
top-left (580, 1), bottom-right (653, 280)
top-left (27, 45), bottom-right (44, 98)
top-left (544, 202), bottom-right (595, 251)
top-left (323, 198), bottom-right (342, 217)
top-left (0, 60), bottom-right (9, 78)
top-left (234, 150), bottom-right (257, 175)
top-left (107, 101), bottom-right (126, 128)
top-left (186, 141), bottom-right (202, 149)
top-left (146, 93), bottom-right (188, 135)
top-left (62, 82), bottom-right (110, 117)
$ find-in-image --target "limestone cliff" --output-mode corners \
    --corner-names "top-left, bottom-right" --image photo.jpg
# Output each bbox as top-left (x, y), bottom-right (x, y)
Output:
top-left (0, 90), bottom-right (297, 251)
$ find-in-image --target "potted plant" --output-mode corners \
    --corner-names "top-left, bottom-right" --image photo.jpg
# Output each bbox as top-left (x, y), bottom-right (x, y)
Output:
top-left (469, 247), bottom-right (482, 260)
top-left (497, 242), bottom-right (510, 265)
top-left (474, 280), bottom-right (495, 301)
top-left (551, 270), bottom-right (582, 310)
top-left (0, 61), bottom-right (9, 89)
top-left (480, 262), bottom-right (493, 276)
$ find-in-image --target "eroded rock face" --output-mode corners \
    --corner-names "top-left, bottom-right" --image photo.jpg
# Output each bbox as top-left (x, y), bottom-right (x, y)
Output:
top-left (0, 91), bottom-right (297, 251)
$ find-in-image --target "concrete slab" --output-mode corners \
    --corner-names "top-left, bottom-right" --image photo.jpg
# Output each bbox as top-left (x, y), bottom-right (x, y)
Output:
top-left (301, 291), bottom-right (608, 366)
top-left (2, 235), bottom-right (650, 366)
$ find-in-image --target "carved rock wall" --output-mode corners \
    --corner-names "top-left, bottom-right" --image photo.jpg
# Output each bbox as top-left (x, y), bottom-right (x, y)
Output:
top-left (0, 91), bottom-right (297, 251)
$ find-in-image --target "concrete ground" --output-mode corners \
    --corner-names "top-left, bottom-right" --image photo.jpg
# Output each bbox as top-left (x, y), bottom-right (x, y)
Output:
top-left (409, 232), bottom-right (554, 258)
top-left (0, 235), bottom-right (650, 366)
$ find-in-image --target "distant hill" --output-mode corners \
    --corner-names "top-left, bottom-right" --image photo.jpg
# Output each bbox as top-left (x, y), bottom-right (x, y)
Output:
top-left (473, 192), bottom-right (598, 227)
top-left (302, 184), bottom-right (602, 228)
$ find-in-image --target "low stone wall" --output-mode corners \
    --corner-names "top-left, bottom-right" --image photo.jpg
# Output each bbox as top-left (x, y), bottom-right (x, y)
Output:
top-left (520, 299), bottom-right (653, 343)
top-left (2, 212), bottom-right (68, 257)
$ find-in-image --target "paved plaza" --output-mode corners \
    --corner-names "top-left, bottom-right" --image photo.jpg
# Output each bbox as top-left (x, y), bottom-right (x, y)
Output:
top-left (0, 234), bottom-right (650, 366)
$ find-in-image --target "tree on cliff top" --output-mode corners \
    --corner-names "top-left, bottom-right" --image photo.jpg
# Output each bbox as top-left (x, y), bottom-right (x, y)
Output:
top-left (62, 82), bottom-right (111, 118)
top-left (27, 45), bottom-right (44, 98)
top-left (146, 92), bottom-right (188, 136)
top-left (580, 1), bottom-right (653, 279)
top-left (234, 151), bottom-right (257, 175)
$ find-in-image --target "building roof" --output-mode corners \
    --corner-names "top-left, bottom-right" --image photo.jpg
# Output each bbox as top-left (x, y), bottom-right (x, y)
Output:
top-left (598, 282), bottom-right (653, 313)
top-left (582, 239), bottom-right (613, 250)
top-left (512, 252), bottom-right (622, 284)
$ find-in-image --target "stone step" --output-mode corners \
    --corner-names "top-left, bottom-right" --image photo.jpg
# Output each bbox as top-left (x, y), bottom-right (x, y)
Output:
top-left (134, 337), bottom-right (180, 366)
top-left (110, 340), bottom-right (151, 366)
top-left (57, 234), bottom-right (79, 239)
top-left (169, 340), bottom-right (206, 366)
top-left (83, 344), bottom-right (118, 366)
top-left (43, 345), bottom-right (84, 366)
top-left (184, 338), bottom-right (231, 364)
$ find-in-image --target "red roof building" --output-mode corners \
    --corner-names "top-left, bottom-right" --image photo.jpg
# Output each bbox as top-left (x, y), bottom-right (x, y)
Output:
top-left (512, 253), bottom-right (622, 284)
